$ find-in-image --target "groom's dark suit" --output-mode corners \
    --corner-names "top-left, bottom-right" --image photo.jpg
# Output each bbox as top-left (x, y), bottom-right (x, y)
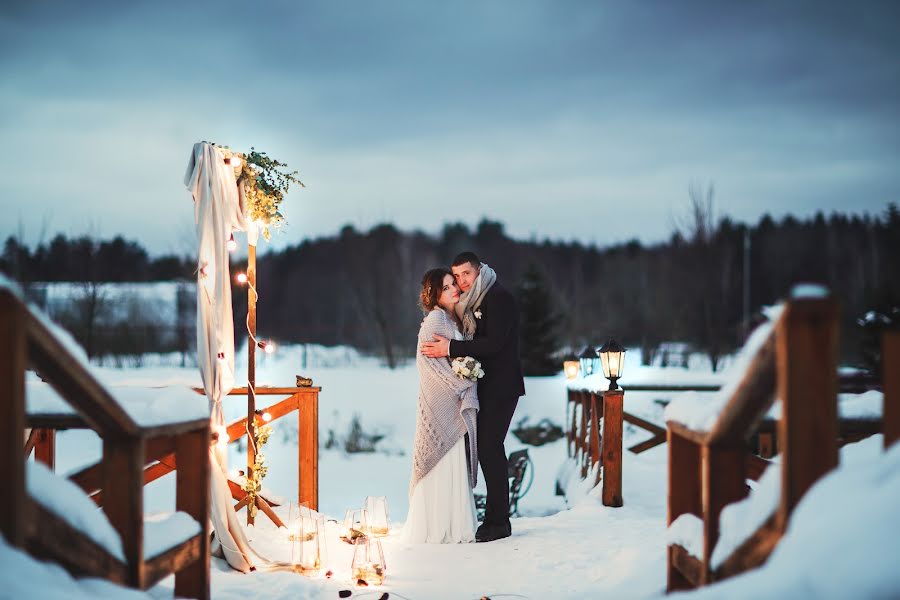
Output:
top-left (449, 281), bottom-right (525, 529)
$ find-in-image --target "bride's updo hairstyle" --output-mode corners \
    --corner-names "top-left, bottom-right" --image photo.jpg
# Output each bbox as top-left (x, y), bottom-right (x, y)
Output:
top-left (420, 267), bottom-right (452, 314)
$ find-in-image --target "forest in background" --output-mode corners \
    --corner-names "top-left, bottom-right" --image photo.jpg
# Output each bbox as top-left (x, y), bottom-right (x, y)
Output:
top-left (2, 197), bottom-right (898, 373)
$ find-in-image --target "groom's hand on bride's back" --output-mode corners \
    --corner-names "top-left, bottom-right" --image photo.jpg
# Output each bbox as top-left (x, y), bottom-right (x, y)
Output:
top-left (421, 334), bottom-right (450, 358)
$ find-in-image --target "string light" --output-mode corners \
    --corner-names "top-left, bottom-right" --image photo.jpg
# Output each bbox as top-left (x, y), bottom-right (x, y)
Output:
top-left (225, 155), bottom-right (242, 169)
top-left (227, 233), bottom-right (238, 252)
top-left (236, 272), bottom-right (248, 284)
top-left (258, 340), bottom-right (276, 354)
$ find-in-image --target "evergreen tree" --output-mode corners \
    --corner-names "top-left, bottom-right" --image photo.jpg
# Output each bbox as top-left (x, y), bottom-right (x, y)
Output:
top-left (517, 263), bottom-right (561, 376)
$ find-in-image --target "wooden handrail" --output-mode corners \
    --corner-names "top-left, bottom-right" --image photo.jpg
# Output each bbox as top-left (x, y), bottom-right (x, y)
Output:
top-left (20, 301), bottom-right (141, 438)
top-left (705, 329), bottom-right (777, 445)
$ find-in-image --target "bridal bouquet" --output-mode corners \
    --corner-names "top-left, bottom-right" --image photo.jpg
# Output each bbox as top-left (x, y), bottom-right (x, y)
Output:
top-left (452, 356), bottom-right (485, 381)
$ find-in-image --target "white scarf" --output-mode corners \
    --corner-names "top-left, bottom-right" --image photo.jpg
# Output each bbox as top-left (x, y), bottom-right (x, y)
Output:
top-left (454, 263), bottom-right (497, 340)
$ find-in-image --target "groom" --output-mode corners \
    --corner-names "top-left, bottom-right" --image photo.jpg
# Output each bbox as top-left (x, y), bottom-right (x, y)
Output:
top-left (421, 251), bottom-right (525, 542)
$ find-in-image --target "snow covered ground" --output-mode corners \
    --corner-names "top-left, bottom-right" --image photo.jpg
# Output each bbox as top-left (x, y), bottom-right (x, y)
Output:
top-left (10, 343), bottom-right (899, 599)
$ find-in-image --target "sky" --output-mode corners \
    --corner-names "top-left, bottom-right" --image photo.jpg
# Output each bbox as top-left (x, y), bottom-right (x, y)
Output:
top-left (1, 0), bottom-right (898, 255)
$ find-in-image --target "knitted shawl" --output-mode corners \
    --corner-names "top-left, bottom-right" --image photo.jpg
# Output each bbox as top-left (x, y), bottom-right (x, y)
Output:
top-left (410, 308), bottom-right (479, 495)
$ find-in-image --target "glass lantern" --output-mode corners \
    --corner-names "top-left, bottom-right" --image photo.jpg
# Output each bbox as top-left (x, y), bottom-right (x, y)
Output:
top-left (364, 496), bottom-right (390, 537)
top-left (289, 503), bottom-right (327, 577)
top-left (341, 508), bottom-right (369, 544)
top-left (563, 354), bottom-right (580, 380)
top-left (599, 338), bottom-right (626, 390)
top-left (578, 345), bottom-right (600, 377)
top-left (351, 536), bottom-right (387, 586)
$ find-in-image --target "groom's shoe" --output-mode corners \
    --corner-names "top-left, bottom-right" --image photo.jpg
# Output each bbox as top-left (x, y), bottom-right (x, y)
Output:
top-left (475, 522), bottom-right (512, 543)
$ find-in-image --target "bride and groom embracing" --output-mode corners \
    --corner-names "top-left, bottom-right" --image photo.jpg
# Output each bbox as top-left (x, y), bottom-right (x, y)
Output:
top-left (401, 252), bottom-right (525, 544)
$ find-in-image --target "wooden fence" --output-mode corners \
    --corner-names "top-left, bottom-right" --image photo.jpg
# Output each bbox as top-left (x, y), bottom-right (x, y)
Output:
top-left (665, 298), bottom-right (899, 591)
top-left (1, 289), bottom-right (210, 599)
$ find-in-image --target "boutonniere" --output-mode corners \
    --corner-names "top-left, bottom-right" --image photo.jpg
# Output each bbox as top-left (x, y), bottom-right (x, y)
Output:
top-left (474, 309), bottom-right (483, 320)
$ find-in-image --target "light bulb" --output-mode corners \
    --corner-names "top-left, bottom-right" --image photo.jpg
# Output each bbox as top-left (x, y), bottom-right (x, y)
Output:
top-left (262, 411), bottom-right (272, 422)
top-left (229, 156), bottom-right (242, 169)
top-left (227, 233), bottom-right (237, 252)
top-left (265, 341), bottom-right (276, 354)
top-left (236, 273), bottom-right (248, 284)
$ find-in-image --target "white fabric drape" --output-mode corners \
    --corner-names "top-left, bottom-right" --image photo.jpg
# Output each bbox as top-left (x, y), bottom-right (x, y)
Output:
top-left (184, 141), bottom-right (257, 573)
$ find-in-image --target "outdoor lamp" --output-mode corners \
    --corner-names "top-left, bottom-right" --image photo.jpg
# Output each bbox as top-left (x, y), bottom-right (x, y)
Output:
top-left (578, 346), bottom-right (600, 377)
top-left (563, 355), bottom-right (580, 380)
top-left (599, 338), bottom-right (626, 390)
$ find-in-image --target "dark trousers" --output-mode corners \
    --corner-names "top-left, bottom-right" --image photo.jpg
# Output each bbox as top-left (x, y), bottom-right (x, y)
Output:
top-left (477, 393), bottom-right (519, 526)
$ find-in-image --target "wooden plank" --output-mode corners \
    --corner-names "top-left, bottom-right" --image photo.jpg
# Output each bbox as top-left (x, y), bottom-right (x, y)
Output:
top-left (224, 395), bottom-right (300, 443)
top-left (884, 331), bottom-right (900, 449)
top-left (777, 298), bottom-right (839, 529)
top-left (255, 496), bottom-right (286, 529)
top-left (26, 413), bottom-right (87, 429)
top-left (298, 391), bottom-right (319, 510)
top-left (25, 310), bottom-right (140, 437)
top-left (601, 390), bottom-right (624, 507)
top-left (668, 544), bottom-right (703, 591)
top-left (223, 387), bottom-right (322, 395)
top-left (145, 536), bottom-right (202, 591)
top-left (757, 432), bottom-right (774, 458)
top-left (745, 453), bottom-right (772, 482)
top-left (174, 428), bottom-right (210, 600)
top-left (23, 429), bottom-right (39, 459)
top-left (0, 290), bottom-right (26, 547)
top-left (706, 329), bottom-right (777, 445)
top-left (103, 437), bottom-right (145, 587)
top-left (667, 430), bottom-right (702, 524)
top-left (666, 421), bottom-right (709, 446)
top-left (25, 501), bottom-right (126, 585)
top-left (701, 444), bottom-right (747, 582)
top-left (623, 411), bottom-right (666, 436)
top-left (34, 429), bottom-right (56, 470)
top-left (714, 513), bottom-right (782, 580)
top-left (567, 389), bottom-right (575, 458)
top-left (627, 433), bottom-right (667, 455)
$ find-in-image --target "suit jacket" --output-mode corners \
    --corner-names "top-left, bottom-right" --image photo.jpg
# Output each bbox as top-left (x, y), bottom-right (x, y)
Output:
top-left (449, 282), bottom-right (526, 400)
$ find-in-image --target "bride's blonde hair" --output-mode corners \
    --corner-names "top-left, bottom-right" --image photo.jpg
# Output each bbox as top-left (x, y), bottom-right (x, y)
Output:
top-left (419, 267), bottom-right (452, 314)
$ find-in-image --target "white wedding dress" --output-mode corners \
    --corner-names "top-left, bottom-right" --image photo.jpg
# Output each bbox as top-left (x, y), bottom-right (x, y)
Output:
top-left (401, 329), bottom-right (477, 544)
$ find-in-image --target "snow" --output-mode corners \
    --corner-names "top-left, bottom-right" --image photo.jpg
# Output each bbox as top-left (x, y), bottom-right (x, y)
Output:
top-left (666, 513), bottom-right (704, 559)
top-left (710, 462), bottom-right (781, 568)
top-left (27, 460), bottom-right (126, 562)
top-left (766, 390), bottom-right (883, 421)
top-left (0, 535), bottom-right (150, 600)
top-left (144, 512), bottom-right (203, 559)
top-left (9, 336), bottom-right (898, 599)
top-left (789, 283), bottom-right (829, 299)
top-left (674, 436), bottom-right (900, 599)
top-left (26, 379), bottom-right (210, 427)
top-left (664, 306), bottom-right (782, 432)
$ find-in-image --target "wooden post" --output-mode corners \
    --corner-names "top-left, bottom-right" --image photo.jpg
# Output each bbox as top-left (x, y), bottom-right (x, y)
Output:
top-left (174, 429), bottom-right (211, 600)
top-left (757, 432), bottom-right (774, 459)
top-left (566, 389), bottom-right (575, 458)
top-left (701, 444), bottom-right (746, 581)
top-left (246, 242), bottom-right (257, 526)
top-left (590, 393), bottom-right (602, 485)
top-left (580, 392), bottom-right (591, 478)
top-left (776, 298), bottom-right (839, 528)
top-left (601, 389), bottom-right (624, 507)
top-left (34, 429), bottom-right (56, 471)
top-left (298, 391), bottom-right (319, 510)
top-left (103, 437), bottom-right (145, 586)
top-left (884, 331), bottom-right (900, 450)
top-left (667, 429), bottom-right (701, 591)
top-left (0, 292), bottom-right (26, 548)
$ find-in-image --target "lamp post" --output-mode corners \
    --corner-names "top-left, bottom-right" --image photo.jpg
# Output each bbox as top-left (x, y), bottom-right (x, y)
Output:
top-left (578, 345), bottom-right (600, 378)
top-left (598, 338), bottom-right (626, 507)
top-left (599, 338), bottom-right (626, 390)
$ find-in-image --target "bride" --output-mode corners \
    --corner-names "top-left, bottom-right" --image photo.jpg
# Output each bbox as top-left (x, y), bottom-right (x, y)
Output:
top-left (401, 267), bottom-right (480, 544)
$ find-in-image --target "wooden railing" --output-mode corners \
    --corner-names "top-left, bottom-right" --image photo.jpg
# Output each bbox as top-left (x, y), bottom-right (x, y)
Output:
top-left (564, 388), bottom-right (627, 506)
top-left (0, 289), bottom-right (210, 599)
top-left (665, 298), bottom-right (899, 591)
top-left (53, 386), bottom-right (320, 527)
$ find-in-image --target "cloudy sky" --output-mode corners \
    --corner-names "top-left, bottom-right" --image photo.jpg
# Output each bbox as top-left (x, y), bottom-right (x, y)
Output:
top-left (1, 1), bottom-right (898, 254)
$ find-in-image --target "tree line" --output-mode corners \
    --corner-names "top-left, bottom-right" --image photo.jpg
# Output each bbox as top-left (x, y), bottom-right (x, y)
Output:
top-left (2, 199), bottom-right (898, 372)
